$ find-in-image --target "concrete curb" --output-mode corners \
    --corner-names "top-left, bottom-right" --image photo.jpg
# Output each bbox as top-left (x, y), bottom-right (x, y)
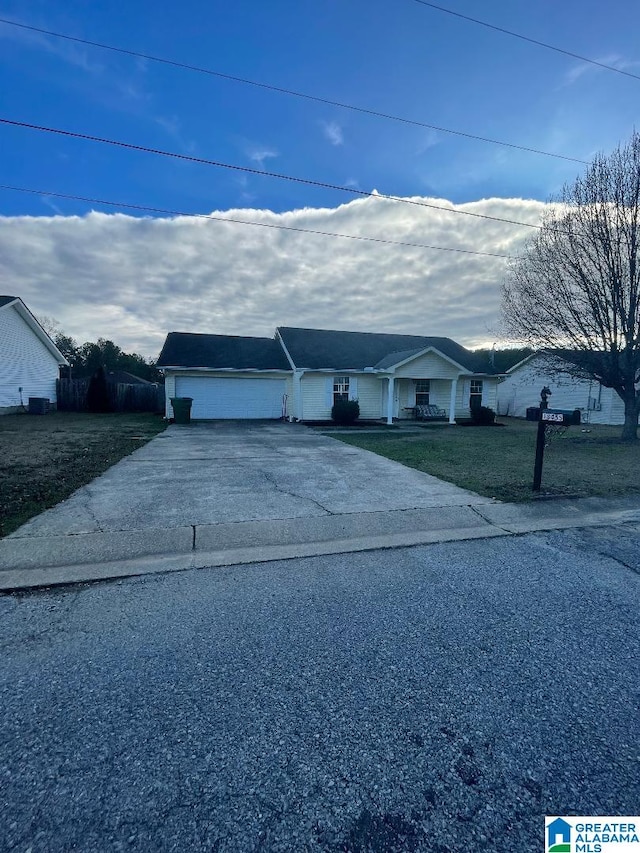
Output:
top-left (1, 496), bottom-right (640, 591)
top-left (0, 525), bottom-right (508, 591)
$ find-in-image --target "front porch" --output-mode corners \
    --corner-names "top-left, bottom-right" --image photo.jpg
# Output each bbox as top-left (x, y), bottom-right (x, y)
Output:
top-left (383, 376), bottom-right (460, 425)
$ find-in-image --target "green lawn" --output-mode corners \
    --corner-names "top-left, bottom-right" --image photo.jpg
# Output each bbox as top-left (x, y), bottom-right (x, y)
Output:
top-left (330, 417), bottom-right (640, 501)
top-left (0, 412), bottom-right (166, 537)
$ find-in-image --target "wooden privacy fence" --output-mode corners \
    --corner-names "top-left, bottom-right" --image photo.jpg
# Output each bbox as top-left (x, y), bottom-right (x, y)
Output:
top-left (57, 379), bottom-right (165, 413)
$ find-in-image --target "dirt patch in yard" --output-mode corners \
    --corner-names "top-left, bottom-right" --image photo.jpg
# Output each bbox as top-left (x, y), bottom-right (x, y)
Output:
top-left (0, 412), bottom-right (166, 537)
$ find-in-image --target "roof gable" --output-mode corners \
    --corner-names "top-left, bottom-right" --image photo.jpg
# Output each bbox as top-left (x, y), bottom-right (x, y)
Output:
top-left (507, 349), bottom-right (599, 376)
top-left (157, 332), bottom-right (291, 371)
top-left (277, 327), bottom-right (496, 374)
top-left (0, 295), bottom-right (69, 365)
top-left (376, 345), bottom-right (469, 372)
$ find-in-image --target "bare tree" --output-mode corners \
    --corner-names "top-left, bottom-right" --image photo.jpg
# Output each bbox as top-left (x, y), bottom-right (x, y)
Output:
top-left (502, 132), bottom-right (640, 440)
top-left (35, 314), bottom-right (62, 339)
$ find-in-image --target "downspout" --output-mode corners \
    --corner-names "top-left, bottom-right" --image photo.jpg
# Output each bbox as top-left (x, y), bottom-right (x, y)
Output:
top-left (274, 328), bottom-right (302, 422)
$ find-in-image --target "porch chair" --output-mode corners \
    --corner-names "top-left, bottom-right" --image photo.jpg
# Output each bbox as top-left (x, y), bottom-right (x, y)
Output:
top-left (414, 404), bottom-right (447, 420)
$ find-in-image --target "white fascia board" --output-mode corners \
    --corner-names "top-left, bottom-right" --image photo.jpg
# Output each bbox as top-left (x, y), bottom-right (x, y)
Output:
top-left (163, 366), bottom-right (292, 373)
top-left (274, 328), bottom-right (297, 369)
top-left (298, 368), bottom-right (380, 374)
top-left (10, 299), bottom-right (69, 365)
top-left (505, 351), bottom-right (547, 374)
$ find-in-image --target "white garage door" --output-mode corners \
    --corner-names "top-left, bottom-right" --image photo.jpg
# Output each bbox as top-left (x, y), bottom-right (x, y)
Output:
top-left (175, 376), bottom-right (287, 419)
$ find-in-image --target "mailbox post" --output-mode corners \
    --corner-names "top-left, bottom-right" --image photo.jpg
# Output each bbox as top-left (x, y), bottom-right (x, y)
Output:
top-left (532, 388), bottom-right (581, 491)
top-left (532, 387), bottom-right (550, 492)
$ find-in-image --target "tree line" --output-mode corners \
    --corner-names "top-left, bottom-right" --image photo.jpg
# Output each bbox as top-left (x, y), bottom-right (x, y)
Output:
top-left (35, 317), bottom-right (160, 382)
top-left (55, 335), bottom-right (161, 382)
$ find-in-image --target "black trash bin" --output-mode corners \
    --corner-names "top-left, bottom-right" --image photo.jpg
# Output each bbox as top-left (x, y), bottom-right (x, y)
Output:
top-left (526, 406), bottom-right (540, 421)
top-left (170, 397), bottom-right (193, 424)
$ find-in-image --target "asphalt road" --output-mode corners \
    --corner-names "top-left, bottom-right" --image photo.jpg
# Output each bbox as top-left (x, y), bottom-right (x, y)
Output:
top-left (1, 527), bottom-right (639, 853)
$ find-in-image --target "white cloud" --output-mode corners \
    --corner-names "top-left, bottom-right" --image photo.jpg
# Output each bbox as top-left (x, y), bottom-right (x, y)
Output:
top-left (321, 120), bottom-right (344, 146)
top-left (154, 115), bottom-right (197, 154)
top-left (0, 20), bottom-right (104, 74)
top-left (0, 196), bottom-right (547, 358)
top-left (563, 54), bottom-right (640, 86)
top-left (415, 129), bottom-right (439, 155)
top-left (246, 147), bottom-right (279, 169)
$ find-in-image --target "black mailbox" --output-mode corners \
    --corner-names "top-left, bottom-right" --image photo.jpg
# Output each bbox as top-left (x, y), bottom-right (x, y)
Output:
top-left (541, 408), bottom-right (581, 426)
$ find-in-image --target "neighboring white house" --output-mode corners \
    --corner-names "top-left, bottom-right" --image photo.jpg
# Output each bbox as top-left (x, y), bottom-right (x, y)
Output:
top-left (497, 351), bottom-right (630, 425)
top-left (0, 296), bottom-right (69, 414)
top-left (157, 326), bottom-right (500, 423)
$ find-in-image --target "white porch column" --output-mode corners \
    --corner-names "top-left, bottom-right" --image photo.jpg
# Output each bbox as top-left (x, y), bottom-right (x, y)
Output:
top-left (449, 376), bottom-right (458, 424)
top-left (294, 370), bottom-right (304, 420)
top-left (386, 376), bottom-right (395, 425)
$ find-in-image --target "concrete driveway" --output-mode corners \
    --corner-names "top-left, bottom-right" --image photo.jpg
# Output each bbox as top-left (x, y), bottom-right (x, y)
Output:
top-left (3, 422), bottom-right (640, 588)
top-left (10, 421), bottom-right (491, 536)
top-left (0, 422), bottom-right (506, 586)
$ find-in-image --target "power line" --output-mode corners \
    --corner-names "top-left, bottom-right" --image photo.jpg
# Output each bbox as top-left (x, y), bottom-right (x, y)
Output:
top-left (411, 0), bottom-right (640, 82)
top-left (0, 184), bottom-right (516, 258)
top-left (0, 117), bottom-right (548, 232)
top-left (0, 16), bottom-right (588, 165)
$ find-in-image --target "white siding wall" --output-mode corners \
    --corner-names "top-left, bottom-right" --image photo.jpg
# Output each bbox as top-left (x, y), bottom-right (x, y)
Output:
top-left (164, 371), bottom-right (293, 419)
top-left (452, 377), bottom-right (497, 418)
top-left (300, 371), bottom-right (387, 421)
top-left (0, 305), bottom-right (61, 411)
top-left (298, 373), bottom-right (328, 420)
top-left (482, 379), bottom-right (498, 413)
top-left (398, 380), bottom-right (412, 415)
top-left (605, 389), bottom-right (626, 425)
top-left (354, 374), bottom-right (383, 419)
top-left (164, 373), bottom-right (176, 417)
top-left (497, 358), bottom-right (626, 425)
top-left (299, 373), bottom-right (383, 420)
top-left (430, 379), bottom-right (453, 413)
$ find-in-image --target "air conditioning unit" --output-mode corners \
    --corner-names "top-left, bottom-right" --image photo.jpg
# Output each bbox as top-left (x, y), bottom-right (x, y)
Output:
top-left (587, 397), bottom-right (601, 411)
top-left (28, 397), bottom-right (50, 415)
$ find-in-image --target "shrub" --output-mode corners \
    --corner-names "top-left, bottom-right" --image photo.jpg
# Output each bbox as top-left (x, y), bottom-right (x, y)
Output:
top-left (331, 398), bottom-right (360, 425)
top-left (471, 405), bottom-right (496, 425)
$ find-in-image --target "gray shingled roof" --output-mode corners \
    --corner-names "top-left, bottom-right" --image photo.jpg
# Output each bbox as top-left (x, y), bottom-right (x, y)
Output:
top-left (157, 332), bottom-right (291, 370)
top-left (106, 370), bottom-right (154, 385)
top-left (278, 327), bottom-right (497, 373)
top-left (374, 348), bottom-right (424, 369)
top-left (511, 348), bottom-right (615, 381)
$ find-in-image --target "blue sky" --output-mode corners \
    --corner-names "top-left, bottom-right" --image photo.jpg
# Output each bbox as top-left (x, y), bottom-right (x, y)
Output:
top-left (1, 0), bottom-right (639, 354)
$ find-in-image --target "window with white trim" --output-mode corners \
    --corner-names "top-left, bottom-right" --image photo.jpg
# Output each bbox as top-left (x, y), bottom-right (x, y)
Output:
top-left (333, 376), bottom-right (350, 405)
top-left (470, 379), bottom-right (483, 410)
top-left (415, 379), bottom-right (430, 406)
